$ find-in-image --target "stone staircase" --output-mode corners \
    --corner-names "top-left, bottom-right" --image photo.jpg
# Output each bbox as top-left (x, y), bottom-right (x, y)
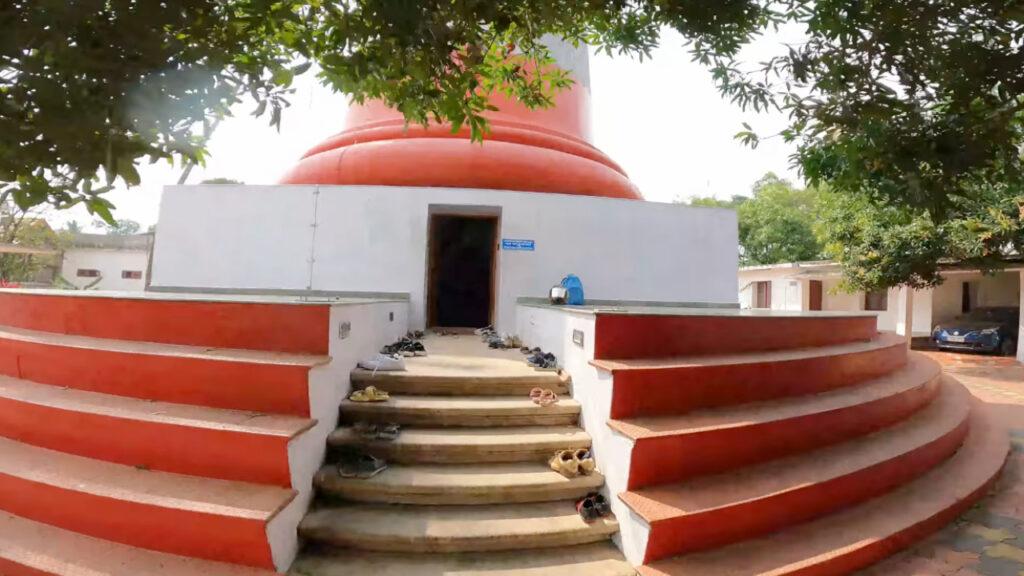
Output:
top-left (0, 290), bottom-right (339, 575)
top-left (582, 310), bottom-right (1011, 575)
top-left (291, 340), bottom-right (636, 575)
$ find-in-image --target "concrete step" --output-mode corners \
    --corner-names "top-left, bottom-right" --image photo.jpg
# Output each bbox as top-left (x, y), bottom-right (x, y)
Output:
top-left (328, 425), bottom-right (591, 464)
top-left (289, 542), bottom-right (636, 576)
top-left (0, 436), bottom-right (296, 568)
top-left (351, 353), bottom-right (569, 397)
top-left (0, 511), bottom-right (277, 576)
top-left (610, 354), bottom-right (941, 489)
top-left (637, 402), bottom-right (1009, 575)
top-left (0, 374), bottom-right (313, 486)
top-left (340, 395), bottom-right (581, 427)
top-left (315, 462), bottom-right (606, 505)
top-left (298, 502), bottom-right (619, 553)
top-left (0, 289), bottom-right (333, 354)
top-left (594, 333), bottom-right (907, 418)
top-left (591, 310), bottom-right (879, 360)
top-left (624, 377), bottom-right (971, 562)
top-left (0, 325), bottom-right (326, 415)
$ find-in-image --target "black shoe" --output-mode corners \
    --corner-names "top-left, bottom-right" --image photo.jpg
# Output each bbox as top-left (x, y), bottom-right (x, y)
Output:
top-left (589, 492), bottom-right (611, 516)
top-left (576, 496), bottom-right (600, 523)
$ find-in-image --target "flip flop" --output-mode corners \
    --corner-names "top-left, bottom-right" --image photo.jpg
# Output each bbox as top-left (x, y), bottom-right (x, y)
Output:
top-left (363, 386), bottom-right (390, 402)
top-left (354, 421), bottom-right (379, 439)
top-left (538, 389), bottom-right (559, 406)
top-left (529, 387), bottom-right (545, 403)
top-left (575, 448), bottom-right (595, 474)
top-left (377, 422), bottom-right (401, 441)
top-left (549, 449), bottom-right (579, 478)
top-left (348, 389), bottom-right (373, 402)
top-left (336, 452), bottom-right (388, 479)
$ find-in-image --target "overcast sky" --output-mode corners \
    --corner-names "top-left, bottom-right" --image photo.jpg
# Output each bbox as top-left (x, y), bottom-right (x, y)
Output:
top-left (50, 28), bottom-right (802, 231)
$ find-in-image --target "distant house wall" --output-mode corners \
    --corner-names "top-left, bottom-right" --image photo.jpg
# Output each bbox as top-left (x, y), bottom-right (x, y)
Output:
top-left (933, 272), bottom-right (1020, 327)
top-left (738, 269), bottom-right (804, 311)
top-left (62, 248), bottom-right (149, 291)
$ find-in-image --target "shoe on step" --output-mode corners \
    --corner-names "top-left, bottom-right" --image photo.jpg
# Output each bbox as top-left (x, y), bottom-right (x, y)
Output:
top-left (576, 496), bottom-right (601, 523)
top-left (549, 449), bottom-right (580, 478)
top-left (377, 422), bottom-right (401, 441)
top-left (337, 452), bottom-right (388, 479)
top-left (354, 421), bottom-right (379, 439)
top-left (575, 448), bottom-right (595, 474)
top-left (358, 353), bottom-right (406, 372)
top-left (589, 492), bottom-right (611, 516)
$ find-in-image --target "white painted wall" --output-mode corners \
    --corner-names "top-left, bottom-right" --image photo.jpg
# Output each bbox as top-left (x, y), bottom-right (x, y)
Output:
top-left (737, 269), bottom-right (804, 311)
top-left (892, 287), bottom-right (933, 337)
top-left (152, 185), bottom-right (740, 332)
top-left (275, 299), bottom-right (409, 570)
top-left (740, 269), bottom-right (1019, 338)
top-left (932, 271), bottom-right (1020, 328)
top-left (61, 248), bottom-right (149, 291)
top-left (515, 304), bottom-right (648, 564)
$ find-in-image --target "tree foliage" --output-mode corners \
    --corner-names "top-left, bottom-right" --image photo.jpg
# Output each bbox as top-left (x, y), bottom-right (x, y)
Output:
top-left (5, 1), bottom-right (1024, 291)
top-left (815, 185), bottom-right (1024, 291)
top-left (94, 218), bottom-right (142, 236)
top-left (685, 173), bottom-right (824, 266)
top-left (0, 197), bottom-right (68, 282)
top-left (0, 1), bottom-right (774, 215)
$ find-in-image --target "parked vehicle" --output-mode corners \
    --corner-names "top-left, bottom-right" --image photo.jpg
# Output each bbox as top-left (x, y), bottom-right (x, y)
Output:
top-left (932, 307), bottom-right (1019, 355)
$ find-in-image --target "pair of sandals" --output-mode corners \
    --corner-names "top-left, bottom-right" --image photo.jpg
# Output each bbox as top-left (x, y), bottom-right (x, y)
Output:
top-left (383, 338), bottom-right (427, 357)
top-left (354, 421), bottom-right (401, 441)
top-left (549, 448), bottom-right (596, 478)
top-left (529, 387), bottom-right (559, 406)
top-left (577, 492), bottom-right (611, 523)
top-left (527, 351), bottom-right (558, 371)
top-left (349, 386), bottom-right (390, 402)
top-left (336, 451), bottom-right (388, 479)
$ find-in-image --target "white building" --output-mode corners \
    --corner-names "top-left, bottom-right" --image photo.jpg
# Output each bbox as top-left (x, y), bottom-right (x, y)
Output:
top-left (148, 40), bottom-right (740, 333)
top-left (738, 260), bottom-right (1023, 361)
top-left (61, 233), bottom-right (153, 291)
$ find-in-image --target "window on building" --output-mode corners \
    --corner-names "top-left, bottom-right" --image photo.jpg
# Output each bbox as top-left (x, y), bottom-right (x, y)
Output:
top-left (76, 269), bottom-right (100, 278)
top-left (121, 270), bottom-right (142, 280)
top-left (864, 290), bottom-right (888, 311)
top-left (754, 281), bottom-right (772, 309)
top-left (961, 281), bottom-right (972, 313)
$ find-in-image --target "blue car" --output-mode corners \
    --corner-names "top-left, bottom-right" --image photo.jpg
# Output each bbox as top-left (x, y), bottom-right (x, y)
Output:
top-left (932, 307), bottom-right (1019, 356)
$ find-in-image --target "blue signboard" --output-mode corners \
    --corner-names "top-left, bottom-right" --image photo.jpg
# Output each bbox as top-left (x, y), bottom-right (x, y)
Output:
top-left (501, 239), bottom-right (535, 251)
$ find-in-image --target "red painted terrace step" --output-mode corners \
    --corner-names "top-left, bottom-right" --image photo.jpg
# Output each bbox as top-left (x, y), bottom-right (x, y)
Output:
top-left (611, 354), bottom-right (941, 489)
top-left (624, 377), bottom-right (972, 562)
top-left (0, 291), bottom-right (334, 573)
top-left (594, 333), bottom-right (908, 419)
top-left (0, 374), bottom-right (313, 486)
top-left (0, 290), bottom-right (331, 354)
top-left (0, 325), bottom-right (327, 416)
top-left (0, 512), bottom-right (276, 576)
top-left (0, 437), bottom-right (295, 567)
top-left (637, 402), bottom-right (1008, 575)
top-left (592, 311), bottom-right (878, 360)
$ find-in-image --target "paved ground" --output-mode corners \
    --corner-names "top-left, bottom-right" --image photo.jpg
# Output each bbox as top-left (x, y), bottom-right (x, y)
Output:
top-left (860, 351), bottom-right (1024, 576)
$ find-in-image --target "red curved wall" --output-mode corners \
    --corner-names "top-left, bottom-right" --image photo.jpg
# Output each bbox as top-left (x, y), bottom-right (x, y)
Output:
top-left (280, 66), bottom-right (642, 200)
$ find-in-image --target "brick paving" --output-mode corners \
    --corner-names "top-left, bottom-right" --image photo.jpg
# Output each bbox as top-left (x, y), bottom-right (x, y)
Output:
top-left (859, 351), bottom-right (1024, 576)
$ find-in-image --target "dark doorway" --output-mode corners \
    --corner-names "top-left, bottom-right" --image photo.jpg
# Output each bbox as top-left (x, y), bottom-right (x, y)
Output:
top-left (427, 214), bottom-right (498, 328)
top-left (809, 280), bottom-right (823, 311)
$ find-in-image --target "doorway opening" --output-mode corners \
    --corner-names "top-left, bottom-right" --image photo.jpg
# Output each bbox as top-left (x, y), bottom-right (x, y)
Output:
top-left (427, 214), bottom-right (498, 328)
top-left (808, 280), bottom-right (823, 311)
